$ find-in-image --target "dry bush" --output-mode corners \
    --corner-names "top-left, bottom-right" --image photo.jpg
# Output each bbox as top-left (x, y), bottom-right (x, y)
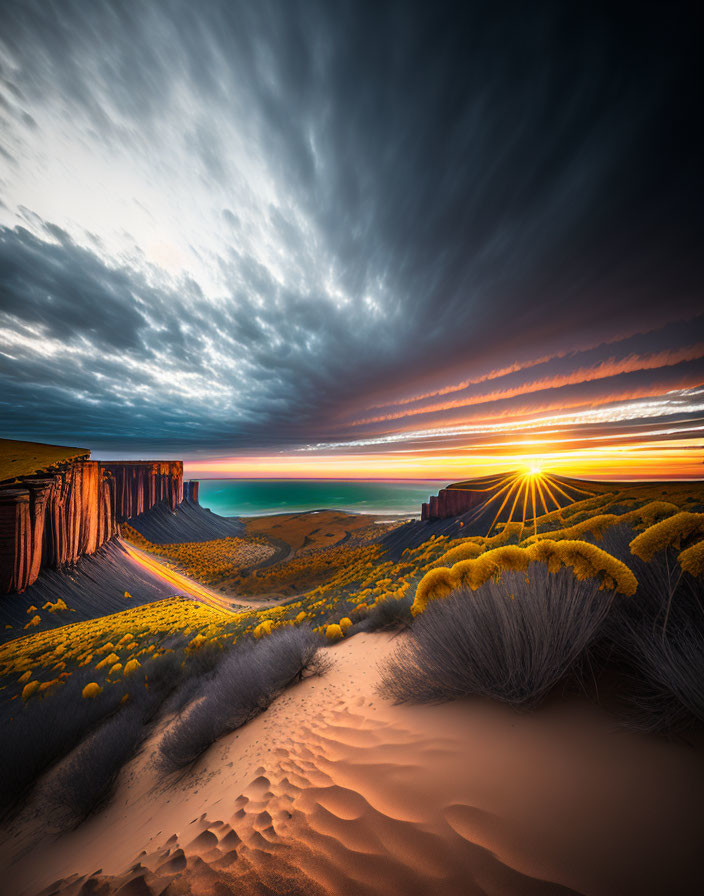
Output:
top-left (0, 664), bottom-right (127, 815)
top-left (47, 703), bottom-right (147, 824)
top-left (158, 626), bottom-right (329, 771)
top-left (380, 566), bottom-right (613, 707)
top-left (355, 593), bottom-right (413, 633)
top-left (599, 525), bottom-right (704, 732)
top-left (0, 635), bottom-right (227, 819)
top-left (629, 512), bottom-right (704, 562)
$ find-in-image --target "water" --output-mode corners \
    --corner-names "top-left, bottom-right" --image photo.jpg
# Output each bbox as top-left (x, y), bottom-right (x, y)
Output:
top-left (196, 479), bottom-right (443, 519)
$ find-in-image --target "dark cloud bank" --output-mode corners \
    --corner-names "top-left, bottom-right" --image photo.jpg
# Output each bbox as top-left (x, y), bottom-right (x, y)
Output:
top-left (0, 1), bottom-right (702, 456)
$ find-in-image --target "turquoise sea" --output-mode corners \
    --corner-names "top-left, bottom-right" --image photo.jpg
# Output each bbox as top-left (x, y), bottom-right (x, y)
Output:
top-left (196, 479), bottom-right (443, 519)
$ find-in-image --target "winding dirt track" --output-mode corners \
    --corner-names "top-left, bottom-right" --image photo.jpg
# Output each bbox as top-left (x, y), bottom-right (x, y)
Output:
top-left (121, 542), bottom-right (282, 612)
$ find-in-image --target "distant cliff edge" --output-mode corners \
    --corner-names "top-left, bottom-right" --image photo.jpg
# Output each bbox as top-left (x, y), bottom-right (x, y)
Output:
top-left (0, 439), bottom-right (186, 594)
top-left (421, 481), bottom-right (487, 521)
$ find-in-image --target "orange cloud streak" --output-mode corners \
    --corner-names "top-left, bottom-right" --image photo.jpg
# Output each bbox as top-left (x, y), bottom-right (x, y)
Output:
top-left (351, 345), bottom-right (704, 425)
top-left (363, 315), bottom-right (703, 412)
top-left (185, 438), bottom-right (704, 481)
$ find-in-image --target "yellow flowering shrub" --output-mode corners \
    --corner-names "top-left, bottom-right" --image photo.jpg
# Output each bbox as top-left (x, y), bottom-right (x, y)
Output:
top-left (22, 680), bottom-right (40, 701)
top-left (326, 624), bottom-right (344, 641)
top-left (678, 541), bottom-right (704, 577)
top-left (434, 540), bottom-right (484, 567)
top-left (482, 522), bottom-right (526, 548)
top-left (629, 512), bottom-right (704, 561)
top-left (525, 501), bottom-right (680, 545)
top-left (339, 617), bottom-right (353, 633)
top-left (412, 539), bottom-right (637, 614)
top-left (123, 658), bottom-right (141, 676)
top-left (82, 682), bottom-right (103, 699)
top-left (412, 567), bottom-right (457, 614)
top-left (632, 501), bottom-right (680, 529)
top-left (524, 514), bottom-right (620, 544)
top-left (0, 598), bottom-right (245, 703)
top-left (42, 598), bottom-right (70, 613)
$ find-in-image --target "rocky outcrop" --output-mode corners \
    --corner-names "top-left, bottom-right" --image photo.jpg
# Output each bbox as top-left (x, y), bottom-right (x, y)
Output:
top-left (0, 461), bottom-right (117, 593)
top-left (100, 461), bottom-right (183, 522)
top-left (421, 486), bottom-right (485, 521)
top-left (183, 479), bottom-right (199, 503)
top-left (1, 452), bottom-right (185, 594)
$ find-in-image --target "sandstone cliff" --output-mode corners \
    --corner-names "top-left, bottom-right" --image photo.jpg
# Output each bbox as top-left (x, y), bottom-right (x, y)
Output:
top-left (0, 441), bottom-right (185, 594)
top-left (183, 480), bottom-right (199, 503)
top-left (421, 485), bottom-right (485, 520)
top-left (101, 461), bottom-right (183, 522)
top-left (0, 459), bottom-right (117, 593)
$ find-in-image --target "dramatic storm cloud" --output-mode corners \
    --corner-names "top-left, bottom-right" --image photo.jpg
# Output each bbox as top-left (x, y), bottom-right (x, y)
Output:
top-left (0, 1), bottom-right (702, 476)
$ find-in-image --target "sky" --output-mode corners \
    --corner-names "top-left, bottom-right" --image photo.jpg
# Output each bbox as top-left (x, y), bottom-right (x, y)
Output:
top-left (0, 1), bottom-right (702, 480)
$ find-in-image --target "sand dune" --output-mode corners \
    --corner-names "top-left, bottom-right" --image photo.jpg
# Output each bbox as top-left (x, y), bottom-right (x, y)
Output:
top-left (3, 633), bottom-right (703, 895)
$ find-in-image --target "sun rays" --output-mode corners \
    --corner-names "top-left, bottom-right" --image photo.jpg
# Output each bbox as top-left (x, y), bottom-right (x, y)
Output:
top-left (454, 469), bottom-right (599, 541)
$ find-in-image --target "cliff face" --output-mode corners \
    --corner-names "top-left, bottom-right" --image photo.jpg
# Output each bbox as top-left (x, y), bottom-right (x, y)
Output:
top-left (100, 461), bottom-right (183, 522)
top-left (421, 486), bottom-right (485, 521)
top-left (183, 480), bottom-right (199, 503)
top-left (0, 446), bottom-right (185, 594)
top-left (0, 461), bottom-right (117, 593)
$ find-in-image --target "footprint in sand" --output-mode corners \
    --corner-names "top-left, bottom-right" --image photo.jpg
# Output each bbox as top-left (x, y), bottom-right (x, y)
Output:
top-left (253, 809), bottom-right (273, 826)
top-left (219, 829), bottom-right (241, 849)
top-left (157, 848), bottom-right (187, 873)
top-left (186, 829), bottom-right (219, 853)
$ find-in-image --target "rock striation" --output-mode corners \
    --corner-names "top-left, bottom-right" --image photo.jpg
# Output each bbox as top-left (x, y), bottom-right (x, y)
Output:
top-left (183, 479), bottom-right (199, 503)
top-left (101, 461), bottom-right (183, 522)
top-left (0, 460), bottom-right (117, 593)
top-left (0, 442), bottom-right (185, 594)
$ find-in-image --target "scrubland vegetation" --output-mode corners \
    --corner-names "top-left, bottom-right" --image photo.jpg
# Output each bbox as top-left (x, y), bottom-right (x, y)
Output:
top-left (122, 526), bottom-right (275, 583)
top-left (381, 567), bottom-right (611, 706)
top-left (1, 479), bottom-right (703, 824)
top-left (242, 509), bottom-right (395, 554)
top-left (383, 492), bottom-right (704, 732)
top-left (159, 626), bottom-right (329, 770)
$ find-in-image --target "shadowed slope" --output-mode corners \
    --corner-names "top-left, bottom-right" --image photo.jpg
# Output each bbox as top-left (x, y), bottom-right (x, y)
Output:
top-left (0, 540), bottom-right (179, 642)
top-left (127, 494), bottom-right (244, 544)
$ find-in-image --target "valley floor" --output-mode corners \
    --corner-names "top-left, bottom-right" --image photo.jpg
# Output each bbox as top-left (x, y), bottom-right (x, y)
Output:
top-left (3, 633), bottom-right (703, 896)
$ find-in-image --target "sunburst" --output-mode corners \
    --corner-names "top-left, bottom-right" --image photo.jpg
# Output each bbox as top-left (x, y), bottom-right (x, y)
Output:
top-left (454, 469), bottom-right (597, 542)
